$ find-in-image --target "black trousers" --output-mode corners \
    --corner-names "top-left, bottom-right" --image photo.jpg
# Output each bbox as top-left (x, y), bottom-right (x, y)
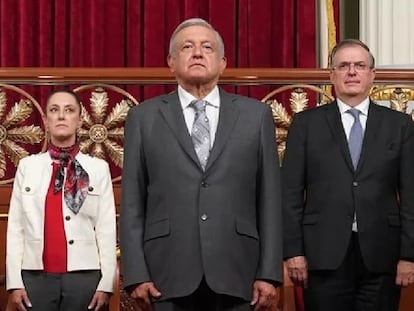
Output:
top-left (304, 233), bottom-right (401, 311)
top-left (22, 270), bottom-right (101, 311)
top-left (153, 278), bottom-right (252, 311)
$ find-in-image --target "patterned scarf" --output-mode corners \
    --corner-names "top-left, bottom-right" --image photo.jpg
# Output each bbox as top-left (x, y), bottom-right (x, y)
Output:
top-left (48, 143), bottom-right (89, 214)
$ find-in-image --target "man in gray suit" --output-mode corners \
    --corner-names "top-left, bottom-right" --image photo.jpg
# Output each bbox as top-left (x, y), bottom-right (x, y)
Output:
top-left (120, 18), bottom-right (282, 311)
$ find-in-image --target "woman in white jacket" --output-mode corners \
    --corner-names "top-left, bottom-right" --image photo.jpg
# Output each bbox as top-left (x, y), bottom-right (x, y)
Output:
top-left (6, 89), bottom-right (117, 311)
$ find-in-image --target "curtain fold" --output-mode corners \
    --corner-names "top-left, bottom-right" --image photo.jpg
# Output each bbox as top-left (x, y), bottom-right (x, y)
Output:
top-left (1, 0), bottom-right (317, 101)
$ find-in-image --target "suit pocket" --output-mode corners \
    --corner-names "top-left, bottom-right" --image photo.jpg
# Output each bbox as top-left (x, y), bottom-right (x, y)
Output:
top-left (144, 218), bottom-right (170, 241)
top-left (236, 218), bottom-right (259, 239)
top-left (20, 183), bottom-right (41, 215)
top-left (385, 142), bottom-right (400, 158)
top-left (387, 215), bottom-right (401, 227)
top-left (81, 185), bottom-right (100, 218)
top-left (302, 214), bottom-right (318, 225)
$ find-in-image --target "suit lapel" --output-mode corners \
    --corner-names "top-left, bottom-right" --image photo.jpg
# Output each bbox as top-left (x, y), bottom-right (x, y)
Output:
top-left (205, 90), bottom-right (239, 172)
top-left (324, 101), bottom-right (354, 172)
top-left (356, 101), bottom-right (383, 172)
top-left (158, 92), bottom-right (200, 167)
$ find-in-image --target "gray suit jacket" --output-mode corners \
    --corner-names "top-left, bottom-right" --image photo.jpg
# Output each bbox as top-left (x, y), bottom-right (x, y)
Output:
top-left (120, 89), bottom-right (282, 301)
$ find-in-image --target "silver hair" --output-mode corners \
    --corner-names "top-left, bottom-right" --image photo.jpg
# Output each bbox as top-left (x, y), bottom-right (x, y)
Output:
top-left (330, 39), bottom-right (375, 68)
top-left (168, 18), bottom-right (225, 58)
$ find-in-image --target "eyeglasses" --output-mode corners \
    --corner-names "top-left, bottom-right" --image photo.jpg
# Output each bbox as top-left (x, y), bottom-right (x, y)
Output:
top-left (332, 62), bottom-right (371, 72)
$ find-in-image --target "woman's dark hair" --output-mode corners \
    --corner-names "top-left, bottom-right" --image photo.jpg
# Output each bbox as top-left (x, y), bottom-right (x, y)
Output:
top-left (45, 89), bottom-right (82, 115)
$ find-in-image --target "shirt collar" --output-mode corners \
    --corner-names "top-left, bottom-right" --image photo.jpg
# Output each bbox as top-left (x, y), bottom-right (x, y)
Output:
top-left (337, 97), bottom-right (370, 116)
top-left (178, 85), bottom-right (220, 110)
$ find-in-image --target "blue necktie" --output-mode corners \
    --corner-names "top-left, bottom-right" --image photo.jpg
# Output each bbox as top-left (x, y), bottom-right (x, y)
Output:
top-left (347, 109), bottom-right (363, 170)
top-left (190, 100), bottom-right (210, 170)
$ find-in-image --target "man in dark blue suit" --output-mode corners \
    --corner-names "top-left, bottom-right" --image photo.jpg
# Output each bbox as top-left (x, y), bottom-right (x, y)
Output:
top-left (283, 39), bottom-right (414, 311)
top-left (120, 18), bottom-right (282, 311)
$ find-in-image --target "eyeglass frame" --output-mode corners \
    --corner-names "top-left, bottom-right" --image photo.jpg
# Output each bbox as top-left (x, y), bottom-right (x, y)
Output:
top-left (331, 61), bottom-right (374, 73)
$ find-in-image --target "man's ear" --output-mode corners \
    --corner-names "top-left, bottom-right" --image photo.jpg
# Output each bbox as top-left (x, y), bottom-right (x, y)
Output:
top-left (370, 68), bottom-right (376, 82)
top-left (329, 69), bottom-right (335, 84)
top-left (167, 55), bottom-right (175, 73)
top-left (219, 56), bottom-right (227, 74)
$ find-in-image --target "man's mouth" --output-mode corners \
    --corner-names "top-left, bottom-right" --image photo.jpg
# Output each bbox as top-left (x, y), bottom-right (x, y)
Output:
top-left (190, 63), bottom-right (205, 67)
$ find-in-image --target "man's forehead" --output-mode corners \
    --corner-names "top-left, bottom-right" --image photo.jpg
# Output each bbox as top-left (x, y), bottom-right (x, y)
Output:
top-left (177, 25), bottom-right (214, 37)
top-left (335, 46), bottom-right (369, 59)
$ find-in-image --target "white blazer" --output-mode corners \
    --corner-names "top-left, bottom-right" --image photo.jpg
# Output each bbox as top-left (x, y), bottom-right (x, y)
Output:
top-left (6, 152), bottom-right (117, 293)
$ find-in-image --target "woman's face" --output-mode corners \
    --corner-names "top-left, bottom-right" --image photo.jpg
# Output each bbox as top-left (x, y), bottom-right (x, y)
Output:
top-left (44, 92), bottom-right (82, 147)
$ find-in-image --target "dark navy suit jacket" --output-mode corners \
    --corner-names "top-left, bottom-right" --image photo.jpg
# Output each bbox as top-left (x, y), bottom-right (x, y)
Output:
top-left (283, 101), bottom-right (414, 273)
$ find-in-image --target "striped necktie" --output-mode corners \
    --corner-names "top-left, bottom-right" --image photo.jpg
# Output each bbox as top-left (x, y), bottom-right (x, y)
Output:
top-left (190, 100), bottom-right (210, 170)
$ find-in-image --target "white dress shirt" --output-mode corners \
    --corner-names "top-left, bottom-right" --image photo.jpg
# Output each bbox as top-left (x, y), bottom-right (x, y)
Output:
top-left (178, 85), bottom-right (220, 148)
top-left (337, 98), bottom-right (369, 139)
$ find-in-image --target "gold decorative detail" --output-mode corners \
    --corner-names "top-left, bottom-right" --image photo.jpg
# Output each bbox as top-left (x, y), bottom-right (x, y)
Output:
top-left (0, 125), bottom-right (6, 143)
top-left (89, 124), bottom-right (108, 143)
top-left (0, 85), bottom-right (45, 183)
top-left (74, 84), bottom-right (139, 181)
top-left (262, 84), bottom-right (334, 162)
top-left (370, 85), bottom-right (414, 102)
top-left (389, 89), bottom-right (409, 113)
top-left (290, 89), bottom-right (310, 113)
top-left (370, 85), bottom-right (414, 120)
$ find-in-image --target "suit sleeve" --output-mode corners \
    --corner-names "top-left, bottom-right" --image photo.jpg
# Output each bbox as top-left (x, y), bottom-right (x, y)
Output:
top-left (256, 105), bottom-right (283, 284)
top-left (398, 114), bottom-right (414, 260)
top-left (282, 113), bottom-right (307, 259)
top-left (120, 106), bottom-right (151, 289)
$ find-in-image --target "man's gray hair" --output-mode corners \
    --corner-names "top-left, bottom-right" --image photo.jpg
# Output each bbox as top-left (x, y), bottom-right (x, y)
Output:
top-left (168, 18), bottom-right (225, 58)
top-left (330, 39), bottom-right (375, 68)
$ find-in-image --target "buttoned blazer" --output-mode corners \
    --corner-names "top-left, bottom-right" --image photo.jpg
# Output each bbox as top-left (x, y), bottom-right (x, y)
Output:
top-left (6, 152), bottom-right (117, 292)
top-left (120, 89), bottom-right (283, 301)
top-left (283, 101), bottom-right (414, 273)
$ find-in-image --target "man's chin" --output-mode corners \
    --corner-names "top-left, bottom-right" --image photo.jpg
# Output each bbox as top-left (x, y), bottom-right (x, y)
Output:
top-left (343, 89), bottom-right (363, 97)
top-left (185, 75), bottom-right (210, 85)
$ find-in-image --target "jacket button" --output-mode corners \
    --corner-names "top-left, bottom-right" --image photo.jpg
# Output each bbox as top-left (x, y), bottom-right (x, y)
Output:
top-left (201, 214), bottom-right (208, 221)
top-left (88, 186), bottom-right (94, 192)
top-left (68, 240), bottom-right (74, 245)
top-left (25, 187), bottom-right (30, 192)
top-left (201, 181), bottom-right (209, 188)
top-left (353, 181), bottom-right (358, 187)
top-left (65, 216), bottom-right (71, 221)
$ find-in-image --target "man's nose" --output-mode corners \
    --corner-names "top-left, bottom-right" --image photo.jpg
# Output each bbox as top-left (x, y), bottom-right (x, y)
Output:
top-left (347, 63), bottom-right (357, 74)
top-left (192, 45), bottom-right (202, 56)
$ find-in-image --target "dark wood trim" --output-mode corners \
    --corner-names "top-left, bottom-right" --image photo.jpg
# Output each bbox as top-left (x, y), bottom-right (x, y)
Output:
top-left (1, 67), bottom-right (414, 84)
top-left (1, 67), bottom-right (414, 310)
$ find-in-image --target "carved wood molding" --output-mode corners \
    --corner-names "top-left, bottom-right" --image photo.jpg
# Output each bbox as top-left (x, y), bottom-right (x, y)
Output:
top-left (1, 67), bottom-right (414, 84)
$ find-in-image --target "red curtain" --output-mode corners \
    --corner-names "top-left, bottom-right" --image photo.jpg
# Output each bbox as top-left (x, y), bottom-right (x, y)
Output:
top-left (1, 0), bottom-right (317, 101)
